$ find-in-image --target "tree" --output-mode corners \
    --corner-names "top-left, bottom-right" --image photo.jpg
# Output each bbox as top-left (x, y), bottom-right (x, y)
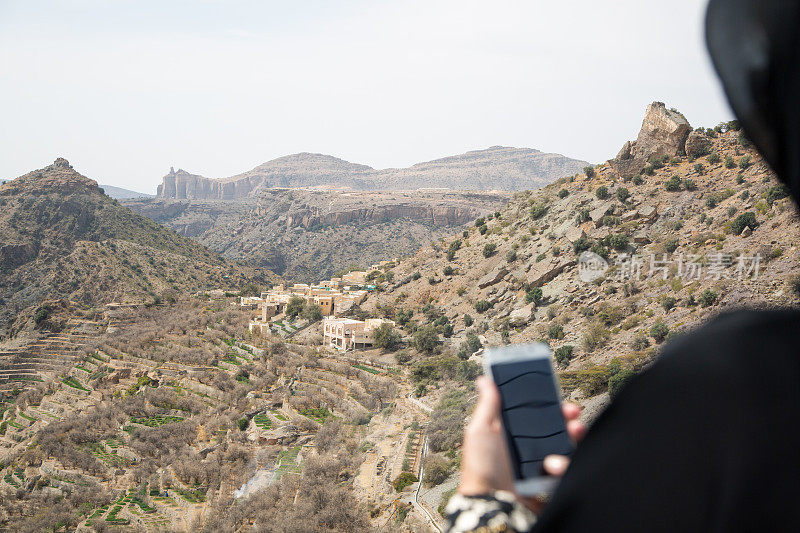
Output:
top-left (698, 289), bottom-right (718, 307)
top-left (482, 243), bottom-right (497, 258)
top-left (285, 296), bottom-right (306, 318)
top-left (584, 166), bottom-right (596, 178)
top-left (373, 323), bottom-right (401, 352)
top-left (413, 325), bottom-right (439, 354)
top-left (474, 300), bottom-right (492, 313)
top-left (301, 303), bottom-right (322, 321)
top-left (616, 187), bottom-right (630, 202)
top-left (595, 186), bottom-right (609, 199)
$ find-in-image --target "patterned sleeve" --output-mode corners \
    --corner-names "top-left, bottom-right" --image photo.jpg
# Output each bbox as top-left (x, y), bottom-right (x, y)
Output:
top-left (444, 490), bottom-right (536, 533)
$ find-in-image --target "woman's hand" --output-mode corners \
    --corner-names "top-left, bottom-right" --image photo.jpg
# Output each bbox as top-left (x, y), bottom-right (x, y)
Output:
top-left (458, 375), bottom-right (587, 513)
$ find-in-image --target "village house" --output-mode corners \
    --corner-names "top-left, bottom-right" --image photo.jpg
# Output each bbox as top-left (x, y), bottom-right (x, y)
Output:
top-left (322, 317), bottom-right (395, 351)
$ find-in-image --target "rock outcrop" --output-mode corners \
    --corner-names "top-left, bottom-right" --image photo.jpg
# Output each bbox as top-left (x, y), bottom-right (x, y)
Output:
top-left (684, 130), bottom-right (712, 157)
top-left (610, 102), bottom-right (692, 178)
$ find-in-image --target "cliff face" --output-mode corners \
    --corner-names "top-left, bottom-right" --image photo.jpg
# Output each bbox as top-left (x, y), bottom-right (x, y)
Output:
top-left (124, 189), bottom-right (508, 281)
top-left (156, 147), bottom-right (589, 199)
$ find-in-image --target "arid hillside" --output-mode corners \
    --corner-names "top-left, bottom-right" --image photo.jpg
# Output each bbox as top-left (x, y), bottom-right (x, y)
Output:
top-left (156, 146), bottom-right (590, 199)
top-left (361, 103), bottom-right (800, 418)
top-left (125, 189), bottom-right (509, 281)
top-left (0, 159), bottom-right (275, 337)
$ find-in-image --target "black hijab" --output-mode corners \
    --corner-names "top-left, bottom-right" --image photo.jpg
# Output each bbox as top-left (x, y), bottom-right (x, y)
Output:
top-left (706, 0), bottom-right (800, 205)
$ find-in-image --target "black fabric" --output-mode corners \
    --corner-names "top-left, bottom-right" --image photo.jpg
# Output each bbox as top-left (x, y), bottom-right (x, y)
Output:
top-left (706, 0), bottom-right (800, 205)
top-left (533, 309), bottom-right (800, 532)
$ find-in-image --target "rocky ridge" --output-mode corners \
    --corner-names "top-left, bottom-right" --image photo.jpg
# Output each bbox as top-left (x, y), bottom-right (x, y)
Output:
top-left (361, 103), bottom-right (800, 415)
top-left (0, 159), bottom-right (274, 336)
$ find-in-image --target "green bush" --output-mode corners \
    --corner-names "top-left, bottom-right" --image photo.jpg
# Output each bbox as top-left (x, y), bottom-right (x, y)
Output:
top-left (730, 212), bottom-right (758, 235)
top-left (643, 165), bottom-right (655, 176)
top-left (608, 234), bottom-right (629, 251)
top-left (530, 204), bottom-right (548, 219)
top-left (443, 265), bottom-right (454, 276)
top-left (474, 300), bottom-right (492, 313)
top-left (575, 209), bottom-right (590, 224)
top-left (475, 217), bottom-right (485, 227)
top-left (665, 238), bottom-right (679, 253)
top-left (393, 472), bottom-right (418, 492)
top-left (525, 287), bottom-right (543, 305)
top-left (683, 178), bottom-right (697, 191)
top-left (725, 155), bottom-right (736, 168)
top-left (616, 187), bottom-right (630, 202)
top-left (699, 289), bottom-right (718, 307)
top-left (554, 345), bottom-right (574, 368)
top-left (649, 322), bottom-right (669, 343)
top-left (573, 237), bottom-right (591, 254)
top-left (739, 155), bottom-right (751, 169)
top-left (558, 189), bottom-right (569, 199)
top-left (595, 186), bottom-right (609, 200)
top-left (505, 249), bottom-right (517, 262)
top-left (237, 417), bottom-right (249, 431)
top-left (665, 175), bottom-right (682, 191)
top-left (632, 174), bottom-right (644, 185)
top-left (631, 334), bottom-right (650, 350)
top-left (463, 314), bottom-right (473, 327)
top-left (482, 243), bottom-right (497, 258)
top-left (694, 163), bottom-right (705, 174)
top-left (548, 324), bottom-right (565, 340)
top-left (661, 296), bottom-right (677, 311)
top-left (766, 185), bottom-right (789, 205)
top-left (478, 224), bottom-right (488, 235)
top-left (584, 166), bottom-right (596, 178)
top-left (707, 152), bottom-right (720, 164)
top-left (608, 368), bottom-right (636, 398)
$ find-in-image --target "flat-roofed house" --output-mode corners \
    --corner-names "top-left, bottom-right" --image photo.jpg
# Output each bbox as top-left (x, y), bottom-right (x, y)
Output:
top-left (322, 317), bottom-right (395, 351)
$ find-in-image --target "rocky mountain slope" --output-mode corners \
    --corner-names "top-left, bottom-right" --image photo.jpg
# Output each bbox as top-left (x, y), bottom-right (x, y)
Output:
top-left (156, 146), bottom-right (590, 199)
top-left (0, 158), bottom-right (274, 336)
top-left (362, 103), bottom-right (800, 415)
top-left (124, 189), bottom-right (509, 281)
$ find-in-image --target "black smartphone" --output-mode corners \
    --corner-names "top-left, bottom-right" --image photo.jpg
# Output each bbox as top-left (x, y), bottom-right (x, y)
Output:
top-left (483, 342), bottom-right (574, 495)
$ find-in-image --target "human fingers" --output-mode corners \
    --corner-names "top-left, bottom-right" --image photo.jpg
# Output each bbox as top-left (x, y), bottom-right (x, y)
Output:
top-left (562, 402), bottom-right (582, 421)
top-left (567, 419), bottom-right (587, 443)
top-left (542, 454), bottom-right (570, 477)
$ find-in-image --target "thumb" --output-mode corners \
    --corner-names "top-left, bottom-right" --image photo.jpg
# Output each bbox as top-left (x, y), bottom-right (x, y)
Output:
top-left (471, 376), bottom-right (502, 426)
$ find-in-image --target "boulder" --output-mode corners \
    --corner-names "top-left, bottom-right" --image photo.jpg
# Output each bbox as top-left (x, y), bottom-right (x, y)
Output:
top-left (638, 204), bottom-right (658, 223)
top-left (528, 259), bottom-right (575, 287)
top-left (741, 226), bottom-right (752, 237)
top-left (633, 102), bottom-right (691, 159)
top-left (589, 202), bottom-right (614, 227)
top-left (684, 130), bottom-right (712, 158)
top-left (478, 265), bottom-right (508, 289)
top-left (508, 304), bottom-right (535, 326)
top-left (564, 226), bottom-right (586, 243)
top-left (621, 209), bottom-right (639, 222)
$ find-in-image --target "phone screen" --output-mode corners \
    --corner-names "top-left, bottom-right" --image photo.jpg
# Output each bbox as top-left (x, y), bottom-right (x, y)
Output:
top-left (490, 353), bottom-right (574, 481)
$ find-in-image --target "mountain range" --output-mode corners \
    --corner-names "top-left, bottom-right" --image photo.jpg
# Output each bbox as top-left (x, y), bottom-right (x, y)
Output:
top-left (156, 146), bottom-right (590, 200)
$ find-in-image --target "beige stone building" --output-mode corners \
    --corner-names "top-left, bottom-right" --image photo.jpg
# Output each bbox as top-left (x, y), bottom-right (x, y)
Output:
top-left (322, 317), bottom-right (394, 351)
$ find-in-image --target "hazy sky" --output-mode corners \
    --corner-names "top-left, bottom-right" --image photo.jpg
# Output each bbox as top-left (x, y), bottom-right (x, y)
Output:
top-left (0, 0), bottom-right (732, 193)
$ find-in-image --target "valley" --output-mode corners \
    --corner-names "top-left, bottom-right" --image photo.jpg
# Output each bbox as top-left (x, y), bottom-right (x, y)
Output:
top-left (1, 102), bottom-right (799, 532)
